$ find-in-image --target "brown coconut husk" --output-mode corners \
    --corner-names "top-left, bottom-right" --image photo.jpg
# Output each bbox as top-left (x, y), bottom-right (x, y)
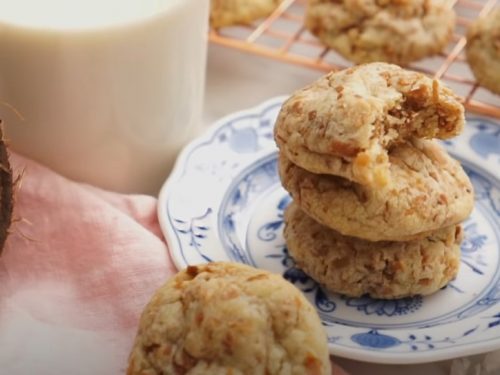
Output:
top-left (0, 122), bottom-right (13, 255)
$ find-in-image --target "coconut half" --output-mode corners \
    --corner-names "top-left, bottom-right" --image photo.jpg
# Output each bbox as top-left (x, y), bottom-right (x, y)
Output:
top-left (0, 122), bottom-right (13, 255)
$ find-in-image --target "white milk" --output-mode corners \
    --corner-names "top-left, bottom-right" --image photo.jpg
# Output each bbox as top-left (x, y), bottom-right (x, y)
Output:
top-left (0, 0), bottom-right (209, 195)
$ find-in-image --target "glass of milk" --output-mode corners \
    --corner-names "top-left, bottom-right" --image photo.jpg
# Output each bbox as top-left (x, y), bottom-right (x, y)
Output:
top-left (0, 0), bottom-right (209, 195)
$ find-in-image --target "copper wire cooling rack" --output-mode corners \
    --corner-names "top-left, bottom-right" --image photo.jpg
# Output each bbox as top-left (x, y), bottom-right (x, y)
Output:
top-left (209, 0), bottom-right (500, 118)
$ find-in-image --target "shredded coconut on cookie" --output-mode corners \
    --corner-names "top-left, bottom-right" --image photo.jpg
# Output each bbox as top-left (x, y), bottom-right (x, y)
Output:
top-left (274, 63), bottom-right (464, 187)
top-left (127, 262), bottom-right (331, 375)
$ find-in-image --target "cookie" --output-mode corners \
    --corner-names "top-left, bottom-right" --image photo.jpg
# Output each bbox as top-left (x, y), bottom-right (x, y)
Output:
top-left (210, 0), bottom-right (283, 28)
top-left (279, 138), bottom-right (474, 242)
top-left (274, 63), bottom-right (464, 188)
top-left (127, 262), bottom-right (331, 375)
top-left (466, 8), bottom-right (500, 95)
top-left (305, 0), bottom-right (455, 65)
top-left (284, 202), bottom-right (462, 299)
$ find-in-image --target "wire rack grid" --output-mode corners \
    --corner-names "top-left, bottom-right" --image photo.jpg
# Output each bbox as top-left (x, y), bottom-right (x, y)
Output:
top-left (210, 0), bottom-right (500, 118)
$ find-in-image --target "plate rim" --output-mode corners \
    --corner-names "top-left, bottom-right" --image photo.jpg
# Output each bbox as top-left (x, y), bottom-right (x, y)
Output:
top-left (158, 96), bottom-right (288, 270)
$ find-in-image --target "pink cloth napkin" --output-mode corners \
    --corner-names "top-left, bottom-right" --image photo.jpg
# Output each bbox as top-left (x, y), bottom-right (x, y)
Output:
top-left (0, 152), bottom-right (347, 375)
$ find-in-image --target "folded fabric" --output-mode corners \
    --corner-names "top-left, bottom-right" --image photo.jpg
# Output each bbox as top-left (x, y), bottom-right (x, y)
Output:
top-left (0, 152), bottom-right (347, 375)
top-left (0, 152), bottom-right (175, 374)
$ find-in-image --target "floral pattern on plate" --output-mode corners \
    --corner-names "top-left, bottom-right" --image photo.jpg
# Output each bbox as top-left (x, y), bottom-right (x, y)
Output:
top-left (158, 97), bottom-right (500, 364)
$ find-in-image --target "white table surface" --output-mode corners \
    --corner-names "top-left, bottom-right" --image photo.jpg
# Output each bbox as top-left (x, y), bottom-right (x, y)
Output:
top-left (202, 43), bottom-right (493, 375)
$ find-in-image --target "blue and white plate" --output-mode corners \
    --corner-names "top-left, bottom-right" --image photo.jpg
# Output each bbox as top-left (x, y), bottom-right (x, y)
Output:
top-left (158, 97), bottom-right (500, 365)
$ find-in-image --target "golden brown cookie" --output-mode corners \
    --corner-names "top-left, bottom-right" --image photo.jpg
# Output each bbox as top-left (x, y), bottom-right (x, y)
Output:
top-left (279, 138), bottom-right (474, 242)
top-left (274, 63), bottom-right (464, 188)
top-left (284, 202), bottom-right (462, 299)
top-left (127, 262), bottom-right (331, 375)
top-left (305, 0), bottom-right (456, 65)
top-left (466, 8), bottom-right (500, 95)
top-left (210, 0), bottom-right (283, 28)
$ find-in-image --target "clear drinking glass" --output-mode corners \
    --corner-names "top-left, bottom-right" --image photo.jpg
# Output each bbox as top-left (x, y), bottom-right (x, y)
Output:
top-left (0, 0), bottom-right (209, 194)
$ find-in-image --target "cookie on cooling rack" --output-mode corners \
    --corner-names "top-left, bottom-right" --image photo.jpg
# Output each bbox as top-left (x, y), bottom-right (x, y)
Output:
top-left (466, 8), bottom-right (500, 95)
top-left (279, 138), bottom-right (473, 242)
top-left (274, 63), bottom-right (464, 188)
top-left (305, 0), bottom-right (455, 65)
top-left (284, 202), bottom-right (462, 299)
top-left (127, 262), bottom-right (331, 375)
top-left (210, 0), bottom-right (283, 28)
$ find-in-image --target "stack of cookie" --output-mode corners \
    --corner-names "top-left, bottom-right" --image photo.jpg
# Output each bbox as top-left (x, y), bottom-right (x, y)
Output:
top-left (274, 63), bottom-right (474, 299)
